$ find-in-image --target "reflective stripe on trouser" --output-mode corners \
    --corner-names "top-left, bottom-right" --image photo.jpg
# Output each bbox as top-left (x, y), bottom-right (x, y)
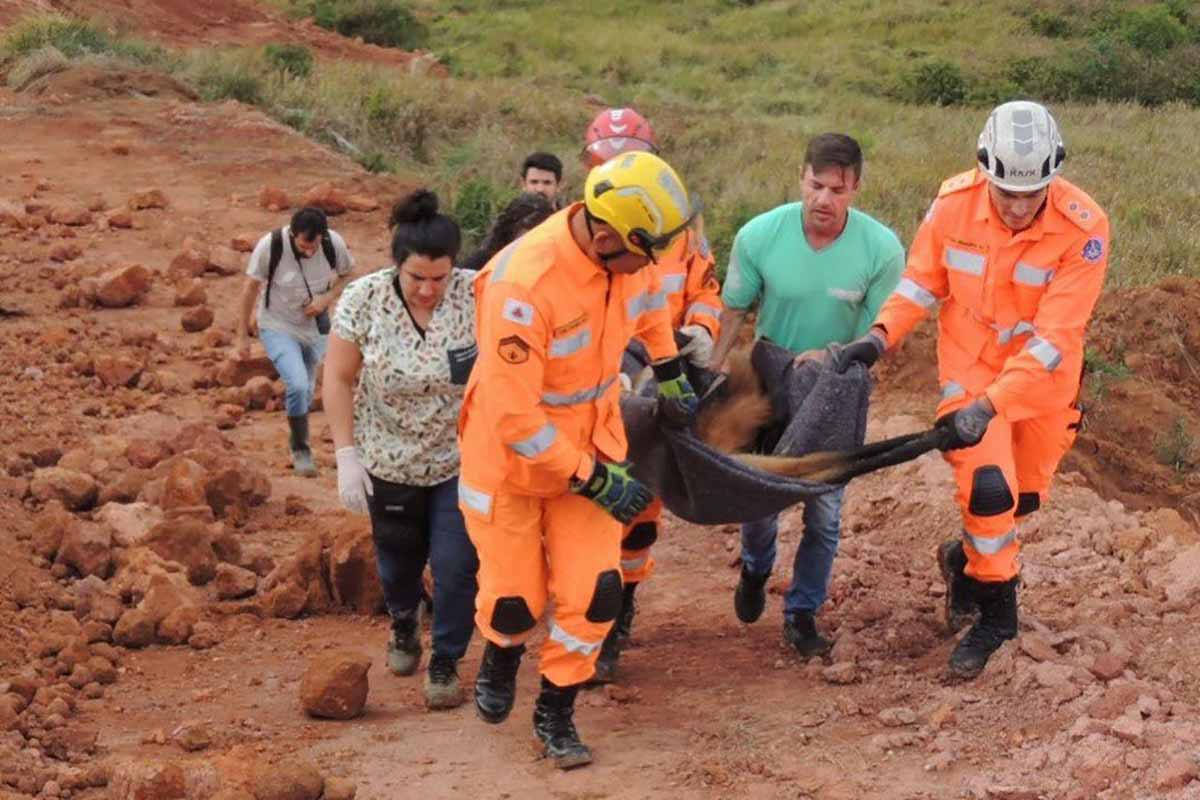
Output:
top-left (937, 392), bottom-right (1080, 582)
top-left (620, 497), bottom-right (662, 584)
top-left (460, 487), bottom-right (621, 687)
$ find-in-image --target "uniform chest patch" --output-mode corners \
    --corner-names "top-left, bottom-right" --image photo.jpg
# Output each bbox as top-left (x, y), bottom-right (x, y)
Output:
top-left (1082, 237), bottom-right (1104, 263)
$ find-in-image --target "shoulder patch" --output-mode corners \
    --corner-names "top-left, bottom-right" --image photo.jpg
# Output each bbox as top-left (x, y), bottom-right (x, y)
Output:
top-left (937, 170), bottom-right (981, 199)
top-left (1081, 237), bottom-right (1105, 264)
top-left (497, 335), bottom-right (530, 365)
top-left (501, 297), bottom-right (535, 327)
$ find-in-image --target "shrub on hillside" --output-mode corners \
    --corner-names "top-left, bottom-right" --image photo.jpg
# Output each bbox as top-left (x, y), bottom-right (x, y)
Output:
top-left (298, 0), bottom-right (426, 50)
top-left (264, 43), bottom-right (314, 78)
top-left (7, 45), bottom-right (68, 90)
top-left (453, 180), bottom-right (514, 251)
top-left (899, 60), bottom-right (967, 106)
top-left (1118, 4), bottom-right (1189, 53)
top-left (1028, 11), bottom-right (1073, 38)
top-left (2, 14), bottom-right (109, 59)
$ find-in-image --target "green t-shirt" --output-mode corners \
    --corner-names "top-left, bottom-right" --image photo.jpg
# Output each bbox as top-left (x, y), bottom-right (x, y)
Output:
top-left (722, 203), bottom-right (905, 353)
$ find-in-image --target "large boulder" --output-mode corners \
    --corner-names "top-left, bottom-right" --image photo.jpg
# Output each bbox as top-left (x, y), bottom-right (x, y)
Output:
top-left (181, 306), bottom-right (215, 333)
top-left (159, 458), bottom-right (209, 511)
top-left (30, 467), bottom-right (98, 510)
top-left (56, 521), bottom-right (112, 578)
top-left (138, 571), bottom-right (198, 624)
top-left (126, 439), bottom-right (173, 470)
top-left (96, 500), bottom-right (163, 548)
top-left (93, 264), bottom-right (152, 308)
top-left (207, 245), bottom-right (242, 276)
top-left (168, 245), bottom-right (208, 280)
top-left (299, 183), bottom-right (347, 216)
top-left (32, 501), bottom-right (77, 559)
top-left (127, 189), bottom-right (168, 210)
top-left (113, 608), bottom-right (156, 649)
top-left (215, 563), bottom-right (258, 600)
top-left (94, 354), bottom-right (143, 388)
top-left (327, 526), bottom-right (384, 614)
top-left (144, 517), bottom-right (218, 586)
top-left (73, 575), bottom-right (124, 625)
top-left (258, 186), bottom-right (290, 212)
top-left (215, 355), bottom-right (277, 388)
top-left (261, 533), bottom-right (330, 618)
top-left (299, 651), bottom-right (370, 720)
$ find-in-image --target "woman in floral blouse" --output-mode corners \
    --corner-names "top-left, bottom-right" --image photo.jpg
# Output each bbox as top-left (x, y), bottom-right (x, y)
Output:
top-left (324, 190), bottom-right (479, 710)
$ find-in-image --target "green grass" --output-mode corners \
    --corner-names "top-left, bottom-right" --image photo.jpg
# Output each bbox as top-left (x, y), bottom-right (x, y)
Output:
top-left (3, 5), bottom-right (1200, 287)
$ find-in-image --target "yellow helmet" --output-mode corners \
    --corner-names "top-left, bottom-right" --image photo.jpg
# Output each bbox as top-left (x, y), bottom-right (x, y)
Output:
top-left (583, 151), bottom-right (698, 261)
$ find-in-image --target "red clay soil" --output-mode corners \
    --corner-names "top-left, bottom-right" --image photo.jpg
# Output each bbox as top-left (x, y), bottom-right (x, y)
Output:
top-left (1, 57), bottom-right (1200, 800)
top-left (0, 0), bottom-right (445, 72)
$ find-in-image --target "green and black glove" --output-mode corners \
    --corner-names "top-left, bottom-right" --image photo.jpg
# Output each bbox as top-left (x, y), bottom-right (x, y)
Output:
top-left (653, 356), bottom-right (699, 428)
top-left (571, 460), bottom-right (653, 524)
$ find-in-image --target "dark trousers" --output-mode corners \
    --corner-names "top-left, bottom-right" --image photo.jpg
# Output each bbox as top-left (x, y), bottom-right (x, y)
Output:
top-left (366, 475), bottom-right (479, 660)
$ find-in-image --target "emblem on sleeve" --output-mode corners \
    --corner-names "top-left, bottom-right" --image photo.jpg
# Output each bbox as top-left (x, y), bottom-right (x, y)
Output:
top-left (498, 335), bottom-right (531, 364)
top-left (501, 297), bottom-right (534, 327)
top-left (1082, 238), bottom-right (1104, 263)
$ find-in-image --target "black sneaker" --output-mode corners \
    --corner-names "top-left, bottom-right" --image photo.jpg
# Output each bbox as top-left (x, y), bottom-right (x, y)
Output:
top-left (387, 617), bottom-right (422, 676)
top-left (734, 566), bottom-right (769, 623)
top-left (783, 612), bottom-right (833, 659)
top-left (423, 654), bottom-right (463, 710)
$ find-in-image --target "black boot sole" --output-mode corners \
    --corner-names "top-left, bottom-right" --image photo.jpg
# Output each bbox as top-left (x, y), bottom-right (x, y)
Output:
top-left (547, 747), bottom-right (593, 770)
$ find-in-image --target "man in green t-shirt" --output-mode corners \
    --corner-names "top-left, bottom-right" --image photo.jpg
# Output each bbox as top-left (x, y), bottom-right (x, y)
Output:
top-left (708, 133), bottom-right (904, 658)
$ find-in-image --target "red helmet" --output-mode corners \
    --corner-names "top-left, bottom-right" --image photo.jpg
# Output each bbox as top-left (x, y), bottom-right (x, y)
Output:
top-left (582, 107), bottom-right (658, 168)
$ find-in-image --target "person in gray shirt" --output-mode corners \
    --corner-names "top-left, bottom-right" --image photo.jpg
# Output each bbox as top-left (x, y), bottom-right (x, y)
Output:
top-left (235, 207), bottom-right (355, 476)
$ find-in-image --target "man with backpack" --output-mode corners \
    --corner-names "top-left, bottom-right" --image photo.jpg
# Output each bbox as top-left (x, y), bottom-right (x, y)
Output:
top-left (235, 207), bottom-right (356, 476)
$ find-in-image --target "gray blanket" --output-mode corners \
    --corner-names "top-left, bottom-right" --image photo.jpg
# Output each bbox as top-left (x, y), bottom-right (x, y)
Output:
top-left (619, 340), bottom-right (871, 525)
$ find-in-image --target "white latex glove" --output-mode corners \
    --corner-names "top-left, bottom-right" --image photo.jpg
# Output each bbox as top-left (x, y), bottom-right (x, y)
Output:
top-left (677, 324), bottom-right (714, 368)
top-left (335, 446), bottom-right (373, 514)
top-left (619, 373), bottom-right (633, 394)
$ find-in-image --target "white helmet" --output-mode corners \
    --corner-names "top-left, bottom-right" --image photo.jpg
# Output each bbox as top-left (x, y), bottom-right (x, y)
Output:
top-left (976, 101), bottom-right (1065, 192)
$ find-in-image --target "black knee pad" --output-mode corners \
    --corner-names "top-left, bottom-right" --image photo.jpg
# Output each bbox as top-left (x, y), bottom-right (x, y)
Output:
top-left (621, 521), bottom-right (658, 551)
top-left (490, 596), bottom-right (536, 635)
top-left (968, 466), bottom-right (1015, 517)
top-left (584, 569), bottom-right (623, 623)
top-left (1015, 492), bottom-right (1041, 518)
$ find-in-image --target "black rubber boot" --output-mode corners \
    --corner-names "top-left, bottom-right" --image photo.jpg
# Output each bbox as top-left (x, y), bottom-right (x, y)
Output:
top-left (734, 565), bottom-right (769, 623)
top-left (533, 677), bottom-right (592, 770)
top-left (615, 582), bottom-right (638, 646)
top-left (387, 614), bottom-right (422, 676)
top-left (937, 539), bottom-right (979, 633)
top-left (782, 611), bottom-right (833, 659)
top-left (287, 415), bottom-right (317, 477)
top-left (474, 642), bottom-right (525, 724)
top-left (948, 577), bottom-right (1019, 680)
top-left (588, 626), bottom-right (621, 686)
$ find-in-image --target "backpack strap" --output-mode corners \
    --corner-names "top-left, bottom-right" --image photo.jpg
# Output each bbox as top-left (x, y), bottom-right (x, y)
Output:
top-left (265, 228), bottom-right (284, 309)
top-left (321, 234), bottom-right (338, 273)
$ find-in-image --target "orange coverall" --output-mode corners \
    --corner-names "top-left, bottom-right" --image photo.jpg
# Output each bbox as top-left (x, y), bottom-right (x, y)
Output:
top-left (621, 227), bottom-right (722, 584)
top-left (458, 205), bottom-right (678, 687)
top-left (875, 169), bottom-right (1109, 582)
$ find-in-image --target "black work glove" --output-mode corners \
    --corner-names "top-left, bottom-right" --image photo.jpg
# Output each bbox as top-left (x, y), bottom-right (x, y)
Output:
top-left (831, 329), bottom-right (887, 373)
top-left (652, 356), bottom-right (699, 428)
top-left (935, 400), bottom-right (996, 451)
top-left (571, 460), bottom-right (653, 524)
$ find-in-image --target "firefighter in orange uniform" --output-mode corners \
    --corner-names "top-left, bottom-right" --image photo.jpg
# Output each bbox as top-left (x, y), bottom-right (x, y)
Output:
top-left (580, 107), bottom-right (723, 682)
top-left (835, 101), bottom-right (1109, 678)
top-left (458, 151), bottom-right (700, 768)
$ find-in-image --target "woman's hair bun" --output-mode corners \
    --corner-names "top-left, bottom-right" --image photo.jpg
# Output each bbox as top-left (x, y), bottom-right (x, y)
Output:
top-left (390, 189), bottom-right (439, 227)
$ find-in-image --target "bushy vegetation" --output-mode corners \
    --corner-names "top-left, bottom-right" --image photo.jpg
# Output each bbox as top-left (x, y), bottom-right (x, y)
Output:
top-left (0, 14), bottom-right (168, 66)
top-left (277, 0), bottom-right (426, 50)
top-left (263, 42), bottom-right (314, 78)
top-left (4, 4), bottom-right (1200, 288)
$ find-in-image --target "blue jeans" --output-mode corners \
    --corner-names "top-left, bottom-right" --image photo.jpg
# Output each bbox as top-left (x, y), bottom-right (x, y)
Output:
top-left (367, 475), bottom-right (479, 660)
top-left (259, 328), bottom-right (326, 417)
top-left (740, 486), bottom-right (846, 617)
